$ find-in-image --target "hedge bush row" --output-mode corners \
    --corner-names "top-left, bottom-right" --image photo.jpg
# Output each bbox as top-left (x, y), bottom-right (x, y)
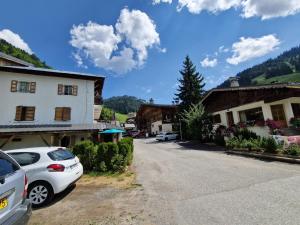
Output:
top-left (226, 136), bottom-right (279, 153)
top-left (72, 137), bottom-right (134, 173)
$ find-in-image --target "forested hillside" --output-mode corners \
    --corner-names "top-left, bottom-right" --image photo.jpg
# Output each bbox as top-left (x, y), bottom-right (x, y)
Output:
top-left (104, 95), bottom-right (146, 114)
top-left (0, 39), bottom-right (51, 68)
top-left (219, 45), bottom-right (300, 88)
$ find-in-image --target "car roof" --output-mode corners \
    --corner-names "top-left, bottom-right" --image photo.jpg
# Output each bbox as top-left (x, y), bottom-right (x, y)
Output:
top-left (5, 146), bottom-right (65, 153)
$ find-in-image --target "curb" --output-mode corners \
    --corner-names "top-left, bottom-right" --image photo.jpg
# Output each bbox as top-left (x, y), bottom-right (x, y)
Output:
top-left (226, 150), bottom-right (300, 165)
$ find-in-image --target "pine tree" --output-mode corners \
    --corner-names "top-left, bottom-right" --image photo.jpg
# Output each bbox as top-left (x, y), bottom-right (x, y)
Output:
top-left (175, 56), bottom-right (205, 114)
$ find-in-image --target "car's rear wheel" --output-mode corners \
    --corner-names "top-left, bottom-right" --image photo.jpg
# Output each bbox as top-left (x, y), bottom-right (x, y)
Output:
top-left (28, 181), bottom-right (54, 207)
top-left (165, 137), bottom-right (168, 141)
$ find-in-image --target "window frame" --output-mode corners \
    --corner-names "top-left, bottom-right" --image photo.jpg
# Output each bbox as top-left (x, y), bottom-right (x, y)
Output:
top-left (15, 106), bottom-right (35, 121)
top-left (54, 107), bottom-right (71, 121)
top-left (238, 107), bottom-right (264, 124)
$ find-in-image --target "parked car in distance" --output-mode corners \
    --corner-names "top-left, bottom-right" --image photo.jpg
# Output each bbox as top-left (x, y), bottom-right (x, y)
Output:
top-left (0, 150), bottom-right (31, 225)
top-left (6, 147), bottom-right (83, 207)
top-left (156, 132), bottom-right (178, 141)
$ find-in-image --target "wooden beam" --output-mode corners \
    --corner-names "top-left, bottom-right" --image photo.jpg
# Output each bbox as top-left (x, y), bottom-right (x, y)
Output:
top-left (39, 134), bottom-right (50, 147)
top-left (0, 135), bottom-right (15, 149)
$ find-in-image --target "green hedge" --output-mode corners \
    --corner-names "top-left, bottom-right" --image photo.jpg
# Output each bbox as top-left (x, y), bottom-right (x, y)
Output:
top-left (226, 136), bottom-right (278, 153)
top-left (72, 137), bottom-right (134, 173)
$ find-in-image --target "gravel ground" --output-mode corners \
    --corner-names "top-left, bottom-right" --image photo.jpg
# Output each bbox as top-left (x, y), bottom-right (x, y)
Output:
top-left (30, 139), bottom-right (300, 225)
top-left (134, 138), bottom-right (300, 225)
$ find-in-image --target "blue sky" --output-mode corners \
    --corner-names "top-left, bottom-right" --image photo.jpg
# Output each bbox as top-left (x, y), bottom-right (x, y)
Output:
top-left (1, 0), bottom-right (300, 103)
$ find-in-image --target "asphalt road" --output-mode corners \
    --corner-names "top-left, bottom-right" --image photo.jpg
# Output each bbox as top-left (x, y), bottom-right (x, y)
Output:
top-left (134, 138), bottom-right (300, 225)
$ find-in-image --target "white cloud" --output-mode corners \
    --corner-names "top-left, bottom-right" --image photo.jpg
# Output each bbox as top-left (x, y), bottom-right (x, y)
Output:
top-left (242, 0), bottom-right (300, 19)
top-left (177, 0), bottom-right (241, 14)
top-left (219, 45), bottom-right (229, 53)
top-left (0, 29), bottom-right (33, 54)
top-left (70, 8), bottom-right (162, 74)
top-left (226, 34), bottom-right (280, 65)
top-left (201, 57), bottom-right (218, 67)
top-left (153, 0), bottom-right (172, 4)
top-left (116, 8), bottom-right (160, 66)
top-left (159, 0), bottom-right (300, 19)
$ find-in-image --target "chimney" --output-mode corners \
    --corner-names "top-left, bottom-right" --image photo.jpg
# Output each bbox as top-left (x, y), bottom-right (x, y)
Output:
top-left (229, 77), bottom-right (239, 87)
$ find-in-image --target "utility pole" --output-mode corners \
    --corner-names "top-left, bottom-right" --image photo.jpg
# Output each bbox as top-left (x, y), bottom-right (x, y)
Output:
top-left (179, 119), bottom-right (183, 141)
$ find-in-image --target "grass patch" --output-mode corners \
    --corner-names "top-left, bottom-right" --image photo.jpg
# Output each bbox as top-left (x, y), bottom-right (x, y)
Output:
top-left (115, 112), bottom-right (128, 123)
top-left (79, 169), bottom-right (136, 189)
top-left (253, 73), bottom-right (300, 85)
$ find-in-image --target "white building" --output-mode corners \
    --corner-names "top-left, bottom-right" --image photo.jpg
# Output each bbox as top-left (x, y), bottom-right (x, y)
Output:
top-left (136, 104), bottom-right (177, 135)
top-left (0, 53), bottom-right (105, 150)
top-left (202, 78), bottom-right (300, 137)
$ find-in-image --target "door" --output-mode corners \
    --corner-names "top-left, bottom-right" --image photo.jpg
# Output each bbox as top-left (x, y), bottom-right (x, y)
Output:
top-left (271, 104), bottom-right (287, 127)
top-left (226, 111), bottom-right (234, 127)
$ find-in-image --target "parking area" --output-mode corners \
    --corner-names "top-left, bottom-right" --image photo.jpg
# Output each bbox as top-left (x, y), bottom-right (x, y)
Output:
top-left (30, 139), bottom-right (300, 225)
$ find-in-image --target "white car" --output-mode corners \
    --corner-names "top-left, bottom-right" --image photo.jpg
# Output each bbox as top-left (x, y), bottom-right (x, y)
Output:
top-left (156, 132), bottom-right (178, 141)
top-left (6, 147), bottom-right (83, 207)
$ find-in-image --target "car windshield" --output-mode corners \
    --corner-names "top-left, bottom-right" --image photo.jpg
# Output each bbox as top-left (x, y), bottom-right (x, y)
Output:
top-left (47, 149), bottom-right (75, 161)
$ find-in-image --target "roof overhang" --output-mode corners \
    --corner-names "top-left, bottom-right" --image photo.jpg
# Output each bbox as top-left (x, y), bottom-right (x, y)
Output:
top-left (0, 65), bottom-right (105, 81)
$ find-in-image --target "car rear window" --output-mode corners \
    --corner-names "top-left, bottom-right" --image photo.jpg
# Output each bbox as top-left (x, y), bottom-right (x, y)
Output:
top-left (0, 152), bottom-right (20, 177)
top-left (8, 152), bottom-right (40, 166)
top-left (47, 149), bottom-right (75, 161)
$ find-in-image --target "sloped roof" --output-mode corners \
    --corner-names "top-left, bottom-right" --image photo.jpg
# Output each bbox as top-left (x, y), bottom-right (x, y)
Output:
top-left (0, 65), bottom-right (105, 81)
top-left (0, 52), bottom-right (34, 67)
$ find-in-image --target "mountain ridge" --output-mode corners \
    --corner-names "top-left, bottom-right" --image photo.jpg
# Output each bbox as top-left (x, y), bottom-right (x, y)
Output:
top-left (218, 45), bottom-right (300, 88)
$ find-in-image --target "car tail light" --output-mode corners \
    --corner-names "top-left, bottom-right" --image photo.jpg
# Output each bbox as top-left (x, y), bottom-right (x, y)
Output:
top-left (23, 175), bottom-right (28, 199)
top-left (47, 164), bottom-right (65, 172)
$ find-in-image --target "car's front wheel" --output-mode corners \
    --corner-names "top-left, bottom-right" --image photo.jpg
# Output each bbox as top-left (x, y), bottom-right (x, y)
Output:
top-left (28, 181), bottom-right (54, 207)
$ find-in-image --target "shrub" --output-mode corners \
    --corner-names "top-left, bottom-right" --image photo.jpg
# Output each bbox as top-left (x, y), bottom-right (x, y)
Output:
top-left (73, 138), bottom-right (134, 173)
top-left (226, 137), bottom-right (240, 149)
top-left (72, 141), bottom-right (97, 171)
top-left (284, 144), bottom-right (300, 156)
top-left (234, 128), bottom-right (258, 140)
top-left (263, 137), bottom-right (278, 154)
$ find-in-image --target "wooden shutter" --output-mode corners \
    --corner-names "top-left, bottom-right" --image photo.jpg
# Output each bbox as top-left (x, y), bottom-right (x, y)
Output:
top-left (15, 106), bottom-right (22, 121)
top-left (57, 84), bottom-right (63, 95)
top-left (63, 108), bottom-right (71, 121)
top-left (72, 85), bottom-right (78, 96)
top-left (11, 80), bottom-right (18, 92)
top-left (25, 107), bottom-right (35, 121)
top-left (29, 82), bottom-right (36, 93)
top-left (55, 107), bottom-right (63, 121)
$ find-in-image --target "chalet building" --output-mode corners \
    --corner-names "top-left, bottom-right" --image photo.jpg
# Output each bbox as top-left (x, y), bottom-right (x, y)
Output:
top-left (136, 104), bottom-right (177, 135)
top-left (201, 78), bottom-right (300, 137)
top-left (0, 52), bottom-right (106, 150)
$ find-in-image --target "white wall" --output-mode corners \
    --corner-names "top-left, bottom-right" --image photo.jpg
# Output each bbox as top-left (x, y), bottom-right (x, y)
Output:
top-left (0, 71), bottom-right (95, 125)
top-left (151, 120), bottom-right (173, 135)
top-left (212, 97), bottom-right (300, 136)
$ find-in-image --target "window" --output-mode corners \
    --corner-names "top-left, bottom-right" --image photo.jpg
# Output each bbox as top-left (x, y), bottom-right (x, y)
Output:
top-left (271, 104), bottom-right (286, 121)
top-left (19, 81), bottom-right (30, 92)
top-left (8, 152), bottom-right (40, 166)
top-left (239, 107), bottom-right (264, 123)
top-left (0, 152), bottom-right (20, 177)
top-left (292, 103), bottom-right (300, 118)
top-left (55, 107), bottom-right (71, 121)
top-left (213, 114), bottom-right (221, 124)
top-left (11, 80), bottom-right (36, 93)
top-left (57, 84), bottom-right (78, 96)
top-left (47, 149), bottom-right (75, 161)
top-left (15, 106), bottom-right (35, 121)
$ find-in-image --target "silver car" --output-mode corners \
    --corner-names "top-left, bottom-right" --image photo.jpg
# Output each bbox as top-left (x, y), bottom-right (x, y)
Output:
top-left (0, 150), bottom-right (31, 225)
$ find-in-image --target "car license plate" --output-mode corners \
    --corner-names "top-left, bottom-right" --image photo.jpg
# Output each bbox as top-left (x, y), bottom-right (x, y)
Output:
top-left (0, 198), bottom-right (8, 210)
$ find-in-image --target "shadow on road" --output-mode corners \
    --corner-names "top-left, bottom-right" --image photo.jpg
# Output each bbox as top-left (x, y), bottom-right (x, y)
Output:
top-left (33, 184), bottom-right (76, 210)
top-left (177, 141), bottom-right (226, 152)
